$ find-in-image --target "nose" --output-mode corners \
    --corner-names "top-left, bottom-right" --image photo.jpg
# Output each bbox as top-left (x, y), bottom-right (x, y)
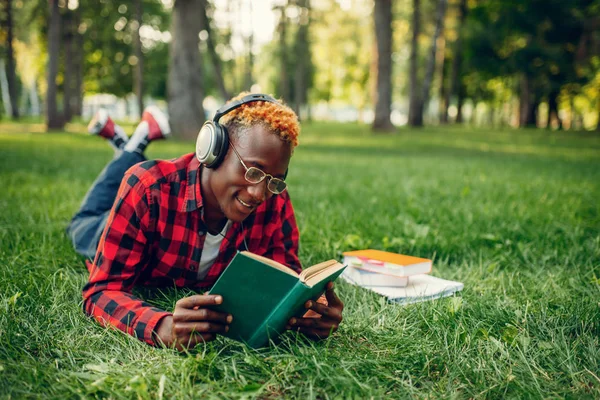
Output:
top-left (246, 180), bottom-right (268, 203)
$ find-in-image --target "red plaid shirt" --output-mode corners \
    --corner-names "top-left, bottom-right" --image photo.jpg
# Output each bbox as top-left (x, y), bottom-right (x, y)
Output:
top-left (82, 153), bottom-right (301, 345)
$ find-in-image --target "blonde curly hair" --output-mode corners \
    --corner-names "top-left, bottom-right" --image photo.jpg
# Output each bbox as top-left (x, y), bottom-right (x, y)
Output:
top-left (219, 92), bottom-right (300, 148)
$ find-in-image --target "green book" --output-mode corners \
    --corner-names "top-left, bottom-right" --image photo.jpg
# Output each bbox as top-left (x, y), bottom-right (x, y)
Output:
top-left (208, 251), bottom-right (346, 348)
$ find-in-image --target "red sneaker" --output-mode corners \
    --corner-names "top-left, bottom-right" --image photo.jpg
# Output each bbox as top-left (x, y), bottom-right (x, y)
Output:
top-left (87, 109), bottom-right (129, 148)
top-left (87, 109), bottom-right (113, 138)
top-left (142, 105), bottom-right (171, 141)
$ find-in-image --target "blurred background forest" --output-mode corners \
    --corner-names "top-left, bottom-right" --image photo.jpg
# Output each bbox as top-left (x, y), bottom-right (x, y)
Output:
top-left (0, 0), bottom-right (599, 139)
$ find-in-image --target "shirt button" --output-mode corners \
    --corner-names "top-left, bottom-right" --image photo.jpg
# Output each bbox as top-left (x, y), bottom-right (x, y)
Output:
top-left (190, 264), bottom-right (197, 271)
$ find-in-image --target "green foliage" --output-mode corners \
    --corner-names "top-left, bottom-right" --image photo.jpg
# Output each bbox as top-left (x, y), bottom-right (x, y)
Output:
top-left (80, 0), bottom-right (171, 98)
top-left (1, 121), bottom-right (599, 397)
top-left (306, 0), bottom-right (372, 107)
top-left (462, 0), bottom-right (600, 104)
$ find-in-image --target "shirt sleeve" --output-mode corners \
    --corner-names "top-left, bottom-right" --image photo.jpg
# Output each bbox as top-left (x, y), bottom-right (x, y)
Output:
top-left (263, 193), bottom-right (302, 274)
top-left (82, 168), bottom-right (171, 346)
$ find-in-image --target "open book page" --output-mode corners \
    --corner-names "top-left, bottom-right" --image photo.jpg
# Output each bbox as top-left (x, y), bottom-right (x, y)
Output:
top-left (240, 251), bottom-right (298, 277)
top-left (240, 251), bottom-right (344, 286)
top-left (300, 260), bottom-right (345, 286)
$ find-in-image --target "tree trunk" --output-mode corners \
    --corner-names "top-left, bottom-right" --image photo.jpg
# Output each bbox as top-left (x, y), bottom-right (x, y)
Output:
top-left (420, 0), bottom-right (447, 121)
top-left (73, 8), bottom-right (84, 117)
top-left (372, 0), bottom-right (394, 131)
top-left (0, 60), bottom-right (11, 118)
top-left (408, 0), bottom-right (422, 127)
top-left (519, 74), bottom-right (537, 128)
top-left (46, 0), bottom-right (64, 130)
top-left (456, 81), bottom-right (465, 123)
top-left (448, 0), bottom-right (467, 123)
top-left (439, 40), bottom-right (449, 124)
top-left (133, 0), bottom-right (144, 117)
top-left (4, 0), bottom-right (19, 118)
top-left (597, 88), bottom-right (600, 131)
top-left (168, 0), bottom-right (206, 140)
top-left (487, 103), bottom-right (495, 126)
top-left (547, 90), bottom-right (562, 130)
top-left (277, 4), bottom-right (290, 101)
top-left (201, 0), bottom-right (229, 100)
top-left (293, 0), bottom-right (310, 120)
top-left (63, 11), bottom-right (75, 122)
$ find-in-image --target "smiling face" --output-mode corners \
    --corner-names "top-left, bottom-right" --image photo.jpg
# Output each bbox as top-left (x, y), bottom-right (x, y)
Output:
top-left (201, 123), bottom-right (292, 225)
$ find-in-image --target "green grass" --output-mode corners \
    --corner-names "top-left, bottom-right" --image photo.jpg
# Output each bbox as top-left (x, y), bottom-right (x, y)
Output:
top-left (1, 120), bottom-right (599, 399)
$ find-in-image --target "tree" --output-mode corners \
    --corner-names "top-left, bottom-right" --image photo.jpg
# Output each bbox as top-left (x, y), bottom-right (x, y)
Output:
top-left (438, 43), bottom-right (449, 123)
top-left (448, 0), bottom-right (466, 123)
top-left (201, 0), bottom-right (229, 100)
top-left (79, 0), bottom-right (169, 101)
top-left (294, 0), bottom-right (370, 118)
top-left (372, 0), bottom-right (394, 131)
top-left (2, 0), bottom-right (19, 119)
top-left (133, 0), bottom-right (144, 117)
top-left (63, 6), bottom-right (83, 122)
top-left (292, 0), bottom-right (311, 119)
top-left (275, 2), bottom-right (290, 101)
top-left (407, 0), bottom-right (421, 126)
top-left (46, 0), bottom-right (63, 130)
top-left (597, 83), bottom-right (600, 131)
top-left (420, 0), bottom-right (448, 123)
top-left (461, 0), bottom-right (600, 129)
top-left (72, 5), bottom-right (83, 117)
top-left (168, 0), bottom-right (206, 140)
top-left (243, 1), bottom-right (254, 92)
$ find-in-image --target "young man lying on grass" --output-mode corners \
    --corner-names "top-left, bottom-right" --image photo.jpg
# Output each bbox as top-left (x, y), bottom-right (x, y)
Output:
top-left (67, 93), bottom-right (344, 350)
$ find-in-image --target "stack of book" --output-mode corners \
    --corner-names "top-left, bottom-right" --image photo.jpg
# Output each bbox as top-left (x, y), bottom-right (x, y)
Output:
top-left (342, 249), bottom-right (432, 287)
top-left (341, 249), bottom-right (463, 304)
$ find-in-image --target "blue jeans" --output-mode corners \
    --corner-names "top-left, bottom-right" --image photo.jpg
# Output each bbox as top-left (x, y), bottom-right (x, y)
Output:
top-left (67, 151), bottom-right (146, 259)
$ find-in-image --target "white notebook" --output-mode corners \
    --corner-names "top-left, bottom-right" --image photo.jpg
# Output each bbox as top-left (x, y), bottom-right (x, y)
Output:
top-left (342, 273), bottom-right (464, 304)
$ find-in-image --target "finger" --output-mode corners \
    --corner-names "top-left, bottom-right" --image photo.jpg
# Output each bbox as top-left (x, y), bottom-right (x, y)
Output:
top-left (325, 283), bottom-right (343, 309)
top-left (176, 294), bottom-right (223, 309)
top-left (173, 308), bottom-right (233, 324)
top-left (304, 300), bottom-right (343, 321)
top-left (174, 321), bottom-right (229, 336)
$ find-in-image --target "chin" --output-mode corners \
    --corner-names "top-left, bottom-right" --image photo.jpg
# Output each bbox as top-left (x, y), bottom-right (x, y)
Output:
top-left (224, 197), bottom-right (255, 222)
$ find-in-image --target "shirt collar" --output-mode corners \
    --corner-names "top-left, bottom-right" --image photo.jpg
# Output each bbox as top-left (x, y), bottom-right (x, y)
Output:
top-left (182, 154), bottom-right (203, 212)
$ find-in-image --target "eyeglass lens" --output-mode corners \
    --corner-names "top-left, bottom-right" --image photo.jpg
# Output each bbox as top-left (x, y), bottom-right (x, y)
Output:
top-left (245, 167), bottom-right (286, 194)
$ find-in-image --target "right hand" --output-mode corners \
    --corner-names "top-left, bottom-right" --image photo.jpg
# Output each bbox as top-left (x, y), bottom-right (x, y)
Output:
top-left (155, 294), bottom-right (232, 350)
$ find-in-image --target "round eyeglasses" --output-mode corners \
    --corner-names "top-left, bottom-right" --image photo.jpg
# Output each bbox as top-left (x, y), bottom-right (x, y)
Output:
top-left (229, 143), bottom-right (287, 194)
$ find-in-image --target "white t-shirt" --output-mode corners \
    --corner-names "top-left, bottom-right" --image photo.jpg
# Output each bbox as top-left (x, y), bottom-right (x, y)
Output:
top-left (197, 220), bottom-right (232, 279)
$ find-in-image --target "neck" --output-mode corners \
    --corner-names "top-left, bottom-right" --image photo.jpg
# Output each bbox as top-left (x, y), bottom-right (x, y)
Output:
top-left (200, 165), bottom-right (227, 234)
top-left (206, 219), bottom-right (227, 235)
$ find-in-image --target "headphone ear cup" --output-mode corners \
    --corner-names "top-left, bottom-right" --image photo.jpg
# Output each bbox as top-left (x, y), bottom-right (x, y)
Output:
top-left (209, 124), bottom-right (229, 169)
top-left (196, 121), bottom-right (218, 167)
top-left (196, 121), bottom-right (230, 169)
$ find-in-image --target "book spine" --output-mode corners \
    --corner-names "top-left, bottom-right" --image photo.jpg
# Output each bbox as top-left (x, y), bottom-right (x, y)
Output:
top-left (246, 282), bottom-right (306, 348)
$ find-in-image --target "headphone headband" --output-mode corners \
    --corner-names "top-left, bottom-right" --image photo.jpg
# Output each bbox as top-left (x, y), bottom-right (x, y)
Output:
top-left (213, 93), bottom-right (279, 123)
top-left (196, 93), bottom-right (281, 169)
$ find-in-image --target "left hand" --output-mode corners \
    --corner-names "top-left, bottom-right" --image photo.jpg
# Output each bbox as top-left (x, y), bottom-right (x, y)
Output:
top-left (286, 281), bottom-right (344, 340)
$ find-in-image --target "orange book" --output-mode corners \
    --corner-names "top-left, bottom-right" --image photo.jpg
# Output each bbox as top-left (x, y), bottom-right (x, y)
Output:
top-left (342, 249), bottom-right (432, 277)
